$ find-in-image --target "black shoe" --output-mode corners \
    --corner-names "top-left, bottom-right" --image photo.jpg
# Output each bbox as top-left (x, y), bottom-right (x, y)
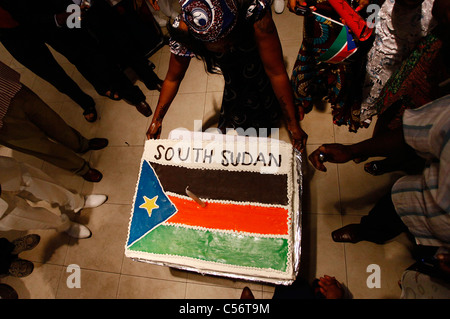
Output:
top-left (134, 101), bottom-right (153, 117)
top-left (83, 106), bottom-right (98, 123)
top-left (88, 138), bottom-right (108, 151)
top-left (82, 168), bottom-right (103, 183)
top-left (331, 224), bottom-right (363, 243)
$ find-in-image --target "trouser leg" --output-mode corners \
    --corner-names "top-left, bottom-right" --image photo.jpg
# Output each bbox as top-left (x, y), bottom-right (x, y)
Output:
top-left (0, 27), bottom-right (95, 112)
top-left (0, 238), bottom-right (15, 275)
top-left (359, 193), bottom-right (409, 244)
top-left (0, 87), bottom-right (90, 175)
top-left (20, 162), bottom-right (84, 212)
top-left (0, 193), bottom-right (71, 233)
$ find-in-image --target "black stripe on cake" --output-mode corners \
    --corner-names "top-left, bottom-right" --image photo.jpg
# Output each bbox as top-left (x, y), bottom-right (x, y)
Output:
top-left (149, 162), bottom-right (289, 206)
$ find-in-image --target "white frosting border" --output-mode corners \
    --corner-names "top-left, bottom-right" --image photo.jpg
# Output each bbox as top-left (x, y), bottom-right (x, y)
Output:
top-left (125, 136), bottom-right (297, 281)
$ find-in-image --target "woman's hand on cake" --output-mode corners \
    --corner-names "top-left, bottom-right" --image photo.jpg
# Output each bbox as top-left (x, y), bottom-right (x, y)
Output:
top-left (308, 144), bottom-right (354, 172)
top-left (289, 126), bottom-right (308, 153)
top-left (146, 120), bottom-right (162, 140)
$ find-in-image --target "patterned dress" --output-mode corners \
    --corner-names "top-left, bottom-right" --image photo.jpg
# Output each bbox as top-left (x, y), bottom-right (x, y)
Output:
top-left (359, 0), bottom-right (437, 125)
top-left (169, 0), bottom-right (282, 132)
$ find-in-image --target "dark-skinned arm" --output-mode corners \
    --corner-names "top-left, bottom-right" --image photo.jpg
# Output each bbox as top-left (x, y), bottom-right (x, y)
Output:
top-left (309, 127), bottom-right (406, 171)
top-left (146, 53), bottom-right (191, 139)
top-left (253, 9), bottom-right (308, 152)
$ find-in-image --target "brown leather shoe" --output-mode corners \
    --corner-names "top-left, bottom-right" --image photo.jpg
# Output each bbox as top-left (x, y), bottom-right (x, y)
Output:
top-left (331, 224), bottom-right (363, 243)
top-left (82, 168), bottom-right (103, 183)
top-left (134, 101), bottom-right (153, 117)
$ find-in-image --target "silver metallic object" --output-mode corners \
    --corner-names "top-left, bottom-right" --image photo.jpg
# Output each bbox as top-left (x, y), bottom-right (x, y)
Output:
top-left (318, 152), bottom-right (326, 163)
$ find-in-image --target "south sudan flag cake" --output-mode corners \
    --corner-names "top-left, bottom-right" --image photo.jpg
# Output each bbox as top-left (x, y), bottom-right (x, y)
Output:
top-left (125, 136), bottom-right (300, 283)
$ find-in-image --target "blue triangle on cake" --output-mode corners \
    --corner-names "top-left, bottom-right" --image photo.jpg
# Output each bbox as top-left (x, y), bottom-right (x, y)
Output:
top-left (127, 160), bottom-right (178, 247)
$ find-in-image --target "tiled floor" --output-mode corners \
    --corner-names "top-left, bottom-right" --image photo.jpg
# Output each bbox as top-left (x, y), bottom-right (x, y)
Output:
top-left (0, 7), bottom-right (416, 299)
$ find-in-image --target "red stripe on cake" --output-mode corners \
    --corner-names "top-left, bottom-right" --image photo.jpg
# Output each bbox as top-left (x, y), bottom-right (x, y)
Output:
top-left (165, 195), bottom-right (289, 235)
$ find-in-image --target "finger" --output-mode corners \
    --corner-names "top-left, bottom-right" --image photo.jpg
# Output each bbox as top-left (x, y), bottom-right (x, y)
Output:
top-left (308, 150), bottom-right (327, 172)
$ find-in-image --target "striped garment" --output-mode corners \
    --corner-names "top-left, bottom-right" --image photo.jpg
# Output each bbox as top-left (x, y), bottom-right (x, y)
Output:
top-left (0, 61), bottom-right (22, 129)
top-left (391, 95), bottom-right (450, 247)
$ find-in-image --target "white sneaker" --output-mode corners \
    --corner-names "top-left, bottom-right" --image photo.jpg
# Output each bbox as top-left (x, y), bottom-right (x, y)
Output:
top-left (83, 194), bottom-right (108, 209)
top-left (65, 222), bottom-right (92, 239)
top-left (274, 0), bottom-right (285, 13)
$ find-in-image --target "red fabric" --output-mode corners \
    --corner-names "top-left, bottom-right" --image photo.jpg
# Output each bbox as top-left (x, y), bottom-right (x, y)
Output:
top-left (0, 6), bottom-right (19, 28)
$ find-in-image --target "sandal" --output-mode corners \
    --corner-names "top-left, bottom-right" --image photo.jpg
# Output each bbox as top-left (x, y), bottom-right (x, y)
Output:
top-left (102, 89), bottom-right (121, 101)
top-left (83, 106), bottom-right (98, 123)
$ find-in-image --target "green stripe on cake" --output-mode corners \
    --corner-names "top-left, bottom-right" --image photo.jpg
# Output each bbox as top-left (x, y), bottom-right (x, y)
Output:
top-left (128, 225), bottom-right (289, 272)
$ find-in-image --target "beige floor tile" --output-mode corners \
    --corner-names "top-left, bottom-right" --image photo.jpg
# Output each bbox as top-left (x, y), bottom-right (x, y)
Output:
top-left (0, 263), bottom-right (63, 299)
top-left (178, 58), bottom-right (209, 94)
top-left (334, 120), bottom-right (376, 144)
top-left (31, 77), bottom-right (67, 104)
top-left (86, 146), bottom-right (144, 204)
top-left (337, 160), bottom-right (404, 216)
top-left (94, 98), bottom-right (151, 147)
top-left (303, 145), bottom-right (341, 214)
top-left (299, 213), bottom-right (347, 285)
top-left (281, 39), bottom-right (302, 75)
top-left (121, 258), bottom-right (189, 282)
top-left (342, 216), bottom-right (415, 299)
top-left (118, 275), bottom-right (186, 299)
top-left (56, 99), bottom-right (103, 141)
top-left (18, 229), bottom-right (70, 266)
top-left (57, 267), bottom-right (120, 299)
top-left (64, 203), bottom-right (129, 273)
top-left (159, 92), bottom-right (206, 139)
top-left (273, 10), bottom-right (303, 42)
top-left (302, 103), bottom-right (335, 145)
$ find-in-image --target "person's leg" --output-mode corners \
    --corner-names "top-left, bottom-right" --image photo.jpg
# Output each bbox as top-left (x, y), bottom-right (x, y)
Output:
top-left (0, 193), bottom-right (71, 232)
top-left (0, 27), bottom-right (96, 114)
top-left (0, 238), bottom-right (15, 275)
top-left (0, 87), bottom-right (90, 175)
top-left (359, 193), bottom-right (409, 243)
top-left (19, 162), bottom-right (85, 212)
top-left (332, 193), bottom-right (408, 244)
top-left (0, 193), bottom-right (91, 239)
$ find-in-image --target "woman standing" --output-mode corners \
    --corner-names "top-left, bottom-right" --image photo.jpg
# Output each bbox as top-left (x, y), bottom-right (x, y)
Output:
top-left (146, 0), bottom-right (307, 152)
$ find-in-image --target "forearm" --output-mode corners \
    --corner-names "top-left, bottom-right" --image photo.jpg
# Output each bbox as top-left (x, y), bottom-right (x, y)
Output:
top-left (270, 73), bottom-right (300, 128)
top-left (254, 11), bottom-right (302, 126)
top-left (152, 54), bottom-right (190, 123)
top-left (153, 79), bottom-right (182, 122)
top-left (347, 128), bottom-right (406, 159)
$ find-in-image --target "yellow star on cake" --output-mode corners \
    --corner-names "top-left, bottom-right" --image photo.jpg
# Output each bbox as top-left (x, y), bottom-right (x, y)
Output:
top-left (139, 196), bottom-right (159, 217)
